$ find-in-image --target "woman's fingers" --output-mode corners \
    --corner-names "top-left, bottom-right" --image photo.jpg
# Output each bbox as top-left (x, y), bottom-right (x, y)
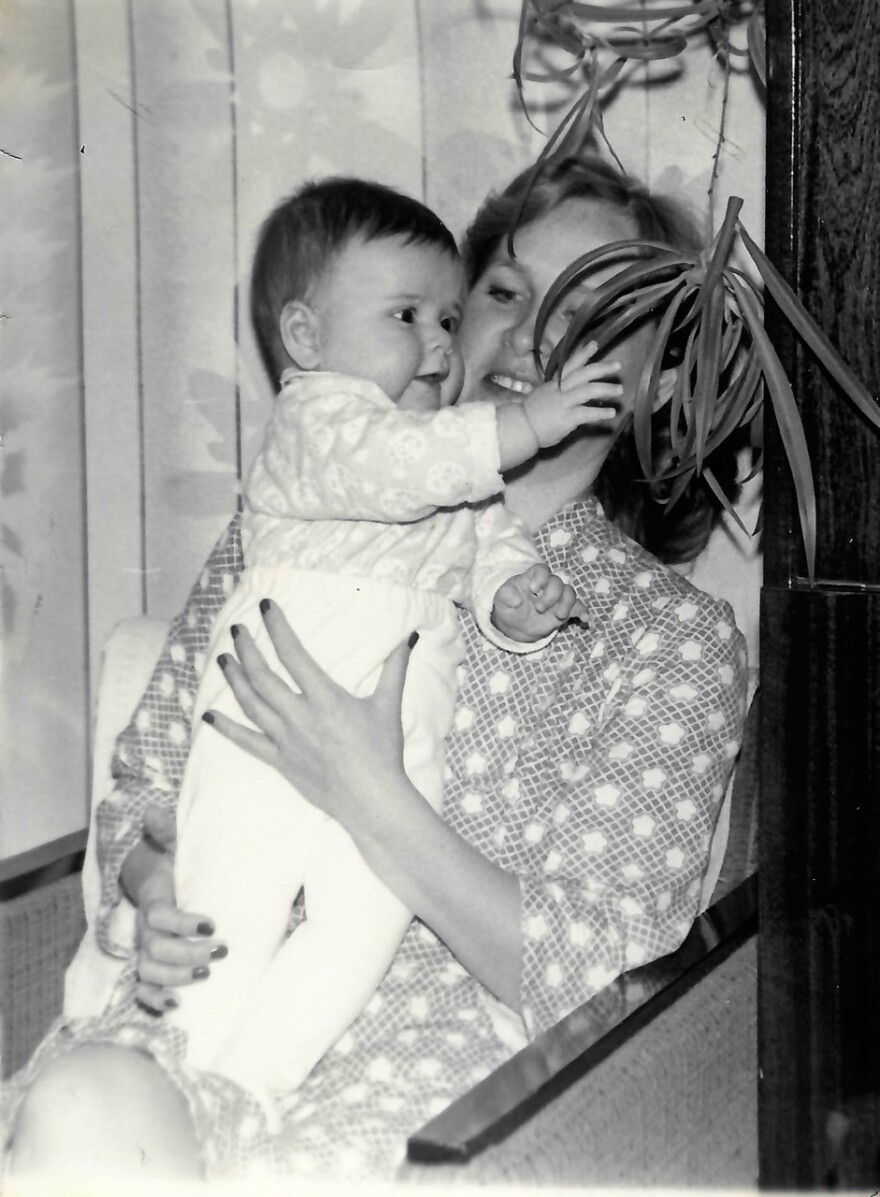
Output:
top-left (213, 643), bottom-right (289, 743)
top-left (258, 598), bottom-right (334, 703)
top-left (141, 899), bottom-right (217, 940)
top-left (136, 900), bottom-right (226, 1007)
top-left (202, 706), bottom-right (279, 767)
top-left (134, 980), bottom-right (179, 1014)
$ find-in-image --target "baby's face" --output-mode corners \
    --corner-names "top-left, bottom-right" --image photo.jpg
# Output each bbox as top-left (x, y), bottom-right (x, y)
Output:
top-left (308, 234), bottom-right (465, 411)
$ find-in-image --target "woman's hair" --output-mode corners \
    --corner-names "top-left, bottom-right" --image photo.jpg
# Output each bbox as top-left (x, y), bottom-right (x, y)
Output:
top-left (462, 156), bottom-right (741, 564)
top-left (251, 177), bottom-right (459, 382)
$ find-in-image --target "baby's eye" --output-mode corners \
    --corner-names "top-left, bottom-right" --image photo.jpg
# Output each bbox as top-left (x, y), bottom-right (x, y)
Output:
top-left (394, 307), bottom-right (417, 324)
top-left (440, 314), bottom-right (459, 333)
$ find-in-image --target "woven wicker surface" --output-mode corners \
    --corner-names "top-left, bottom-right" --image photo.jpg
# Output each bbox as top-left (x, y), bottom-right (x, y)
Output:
top-left (0, 873), bottom-right (85, 1079)
top-left (403, 935), bottom-right (758, 1187)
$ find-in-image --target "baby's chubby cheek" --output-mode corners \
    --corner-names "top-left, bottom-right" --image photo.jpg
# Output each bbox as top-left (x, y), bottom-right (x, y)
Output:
top-left (442, 348), bottom-right (466, 407)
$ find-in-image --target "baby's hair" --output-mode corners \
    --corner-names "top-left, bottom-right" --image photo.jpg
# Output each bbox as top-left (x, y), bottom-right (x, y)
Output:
top-left (251, 177), bottom-right (459, 382)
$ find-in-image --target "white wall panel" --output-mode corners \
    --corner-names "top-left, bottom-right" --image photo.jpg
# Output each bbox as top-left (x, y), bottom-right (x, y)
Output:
top-left (2, 1), bottom-right (765, 855)
top-left (1, 0), bottom-right (89, 854)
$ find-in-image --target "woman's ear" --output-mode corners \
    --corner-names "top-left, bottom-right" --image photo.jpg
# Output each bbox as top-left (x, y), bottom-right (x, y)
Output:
top-left (279, 301), bottom-right (321, 371)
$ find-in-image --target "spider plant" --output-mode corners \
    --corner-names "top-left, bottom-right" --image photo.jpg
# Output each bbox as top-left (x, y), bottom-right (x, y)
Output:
top-left (513, 0), bottom-right (880, 580)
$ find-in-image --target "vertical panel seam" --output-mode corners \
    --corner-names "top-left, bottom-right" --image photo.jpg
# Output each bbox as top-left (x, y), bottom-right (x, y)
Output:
top-left (413, 0), bottom-right (428, 204)
top-left (69, 0), bottom-right (93, 794)
top-left (224, 0), bottom-right (243, 507)
top-left (126, 0), bottom-right (147, 612)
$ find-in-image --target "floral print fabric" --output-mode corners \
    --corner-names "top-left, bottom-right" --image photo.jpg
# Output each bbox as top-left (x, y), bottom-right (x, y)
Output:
top-left (3, 497), bottom-right (747, 1180)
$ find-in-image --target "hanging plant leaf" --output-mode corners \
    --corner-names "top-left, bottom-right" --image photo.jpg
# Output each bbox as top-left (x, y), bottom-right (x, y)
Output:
top-left (691, 278), bottom-right (727, 469)
top-left (738, 223), bottom-right (880, 430)
top-left (512, 3), bottom-right (876, 579)
top-left (561, 1), bottom-right (741, 20)
top-left (746, 4), bottom-right (766, 88)
top-left (730, 273), bottom-right (817, 578)
top-left (507, 65), bottom-right (605, 254)
top-left (543, 259), bottom-right (689, 374)
top-left (535, 240), bottom-right (691, 341)
top-left (600, 28), bottom-right (689, 59)
top-left (702, 464), bottom-right (750, 534)
top-left (690, 196), bottom-right (743, 315)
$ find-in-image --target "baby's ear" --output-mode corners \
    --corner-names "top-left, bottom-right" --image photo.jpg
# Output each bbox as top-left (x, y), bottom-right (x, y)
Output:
top-left (279, 301), bottom-right (321, 370)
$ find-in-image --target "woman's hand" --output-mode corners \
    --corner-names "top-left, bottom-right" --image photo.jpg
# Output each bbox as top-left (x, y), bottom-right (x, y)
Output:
top-left (202, 602), bottom-right (525, 1011)
top-left (128, 806), bottom-right (227, 1014)
top-left (202, 600), bottom-right (414, 829)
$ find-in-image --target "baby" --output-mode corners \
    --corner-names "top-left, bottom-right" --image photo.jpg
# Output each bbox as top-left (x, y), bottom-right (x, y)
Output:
top-left (168, 178), bottom-right (622, 1114)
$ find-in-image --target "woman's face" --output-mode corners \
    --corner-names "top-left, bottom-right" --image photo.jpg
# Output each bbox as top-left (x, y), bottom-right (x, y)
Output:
top-left (458, 197), bottom-right (655, 422)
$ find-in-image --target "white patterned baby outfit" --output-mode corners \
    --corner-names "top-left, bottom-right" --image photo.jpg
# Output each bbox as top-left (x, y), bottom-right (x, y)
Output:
top-left (1, 498), bottom-right (748, 1182)
top-left (168, 371), bottom-right (544, 1105)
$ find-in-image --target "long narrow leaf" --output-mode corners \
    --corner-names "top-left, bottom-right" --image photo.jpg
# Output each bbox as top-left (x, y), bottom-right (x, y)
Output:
top-left (534, 243), bottom-right (691, 341)
top-left (692, 278), bottom-right (727, 468)
top-left (600, 31), bottom-right (689, 60)
top-left (507, 81), bottom-right (599, 253)
top-left (746, 6), bottom-right (766, 88)
top-left (730, 273), bottom-right (817, 579)
top-left (565, 1), bottom-right (739, 20)
top-left (691, 196), bottom-right (742, 317)
top-left (548, 277), bottom-right (689, 376)
top-left (669, 324), bottom-right (700, 463)
top-left (547, 260), bottom-right (687, 363)
top-left (513, 2), bottom-right (543, 131)
top-left (738, 221), bottom-right (880, 430)
top-left (702, 465), bottom-right (750, 535)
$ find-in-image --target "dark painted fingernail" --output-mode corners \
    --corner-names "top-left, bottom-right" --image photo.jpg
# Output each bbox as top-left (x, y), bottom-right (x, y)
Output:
top-left (164, 996), bottom-right (179, 1010)
top-left (408, 631), bottom-right (420, 648)
top-left (230, 624), bottom-right (241, 639)
top-left (260, 597), bottom-right (272, 614)
top-left (196, 921), bottom-right (214, 936)
top-left (217, 653), bottom-right (229, 670)
top-left (202, 711), bottom-right (215, 725)
top-left (192, 965), bottom-right (210, 981)
top-left (210, 944), bottom-right (228, 961)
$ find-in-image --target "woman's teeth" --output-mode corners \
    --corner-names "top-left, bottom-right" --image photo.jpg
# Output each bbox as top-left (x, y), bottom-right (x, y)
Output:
top-left (489, 374), bottom-right (533, 395)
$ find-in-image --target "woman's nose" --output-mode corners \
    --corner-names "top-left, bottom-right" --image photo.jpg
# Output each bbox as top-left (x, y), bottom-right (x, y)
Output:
top-left (504, 302), bottom-right (550, 359)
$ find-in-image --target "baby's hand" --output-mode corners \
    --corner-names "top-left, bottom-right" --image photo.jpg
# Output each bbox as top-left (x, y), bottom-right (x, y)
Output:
top-left (492, 563), bottom-right (588, 644)
top-left (522, 341), bottom-right (622, 450)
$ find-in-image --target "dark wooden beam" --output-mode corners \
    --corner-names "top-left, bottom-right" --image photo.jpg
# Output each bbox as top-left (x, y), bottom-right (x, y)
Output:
top-left (760, 0), bottom-right (880, 1186)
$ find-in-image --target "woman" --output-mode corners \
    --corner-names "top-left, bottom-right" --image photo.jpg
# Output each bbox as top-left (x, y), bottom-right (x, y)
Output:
top-left (5, 156), bottom-right (748, 1182)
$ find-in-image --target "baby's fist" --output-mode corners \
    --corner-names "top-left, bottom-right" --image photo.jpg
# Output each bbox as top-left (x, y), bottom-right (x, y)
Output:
top-left (492, 563), bottom-right (587, 644)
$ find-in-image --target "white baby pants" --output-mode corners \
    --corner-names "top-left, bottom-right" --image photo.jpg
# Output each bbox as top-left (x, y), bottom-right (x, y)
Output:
top-left (168, 567), bottom-right (462, 1105)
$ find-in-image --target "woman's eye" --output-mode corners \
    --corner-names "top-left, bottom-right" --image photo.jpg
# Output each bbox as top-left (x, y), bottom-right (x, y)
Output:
top-left (394, 308), bottom-right (416, 324)
top-left (487, 285), bottom-right (519, 304)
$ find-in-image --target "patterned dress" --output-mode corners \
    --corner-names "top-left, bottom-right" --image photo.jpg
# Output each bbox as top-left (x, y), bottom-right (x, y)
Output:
top-left (2, 497), bottom-right (748, 1181)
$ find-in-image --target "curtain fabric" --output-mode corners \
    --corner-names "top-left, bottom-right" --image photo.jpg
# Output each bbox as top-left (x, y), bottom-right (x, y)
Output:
top-left (1, 0), bottom-right (763, 855)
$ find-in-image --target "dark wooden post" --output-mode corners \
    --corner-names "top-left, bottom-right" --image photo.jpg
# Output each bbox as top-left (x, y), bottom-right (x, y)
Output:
top-left (760, 0), bottom-right (880, 1187)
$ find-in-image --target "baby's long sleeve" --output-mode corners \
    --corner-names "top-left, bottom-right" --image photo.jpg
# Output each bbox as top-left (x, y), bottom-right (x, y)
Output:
top-left (465, 501), bottom-right (553, 654)
top-left (247, 373), bottom-right (503, 524)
